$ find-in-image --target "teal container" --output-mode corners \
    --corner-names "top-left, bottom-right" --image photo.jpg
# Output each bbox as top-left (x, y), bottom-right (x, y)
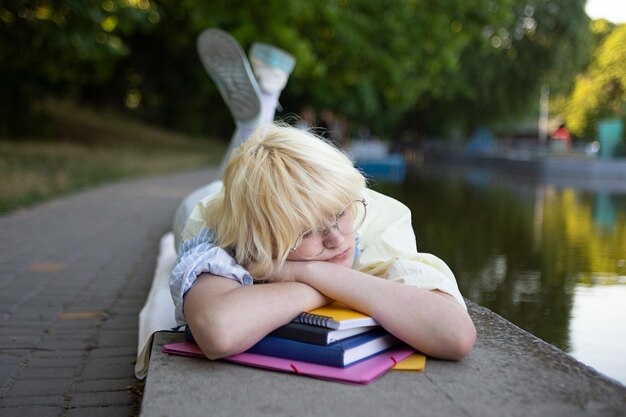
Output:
top-left (597, 118), bottom-right (623, 159)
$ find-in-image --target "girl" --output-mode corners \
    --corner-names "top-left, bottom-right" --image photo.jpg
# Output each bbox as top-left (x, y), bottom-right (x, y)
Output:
top-left (170, 30), bottom-right (475, 362)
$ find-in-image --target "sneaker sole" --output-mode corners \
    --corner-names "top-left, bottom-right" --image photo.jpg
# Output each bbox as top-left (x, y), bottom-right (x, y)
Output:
top-left (196, 29), bottom-right (261, 124)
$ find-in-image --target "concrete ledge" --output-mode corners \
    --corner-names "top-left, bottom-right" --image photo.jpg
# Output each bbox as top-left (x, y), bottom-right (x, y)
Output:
top-left (139, 302), bottom-right (626, 417)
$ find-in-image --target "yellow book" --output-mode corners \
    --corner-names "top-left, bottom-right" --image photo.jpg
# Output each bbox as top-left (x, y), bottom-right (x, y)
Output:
top-left (294, 302), bottom-right (378, 330)
top-left (391, 353), bottom-right (426, 371)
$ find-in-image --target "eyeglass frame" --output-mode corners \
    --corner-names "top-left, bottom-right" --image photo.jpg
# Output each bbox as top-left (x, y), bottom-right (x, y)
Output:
top-left (289, 198), bottom-right (368, 259)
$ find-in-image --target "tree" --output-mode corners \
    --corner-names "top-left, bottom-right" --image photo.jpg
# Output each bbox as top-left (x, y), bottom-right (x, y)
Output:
top-left (562, 23), bottom-right (626, 138)
top-left (407, 0), bottom-right (590, 137)
top-left (129, 0), bottom-right (552, 136)
top-left (0, 0), bottom-right (592, 140)
top-left (75, 0), bottom-right (499, 136)
top-left (0, 0), bottom-right (158, 136)
top-left (147, 0), bottom-right (503, 135)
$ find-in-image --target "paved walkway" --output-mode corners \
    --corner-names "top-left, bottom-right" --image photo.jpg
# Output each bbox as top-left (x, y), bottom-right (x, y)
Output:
top-left (0, 168), bottom-right (218, 417)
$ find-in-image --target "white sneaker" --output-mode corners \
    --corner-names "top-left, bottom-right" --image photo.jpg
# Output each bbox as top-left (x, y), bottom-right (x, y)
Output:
top-left (196, 29), bottom-right (262, 125)
top-left (249, 43), bottom-right (296, 94)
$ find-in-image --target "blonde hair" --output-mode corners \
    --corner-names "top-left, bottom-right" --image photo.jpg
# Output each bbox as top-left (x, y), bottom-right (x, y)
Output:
top-left (204, 123), bottom-right (366, 280)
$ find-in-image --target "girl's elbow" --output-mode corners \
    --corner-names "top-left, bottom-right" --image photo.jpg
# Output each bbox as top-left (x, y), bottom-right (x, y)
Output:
top-left (190, 320), bottom-right (239, 360)
top-left (200, 336), bottom-right (236, 360)
top-left (448, 321), bottom-right (476, 360)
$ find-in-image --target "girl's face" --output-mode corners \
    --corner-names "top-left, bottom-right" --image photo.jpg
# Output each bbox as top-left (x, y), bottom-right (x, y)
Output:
top-left (287, 226), bottom-right (356, 268)
top-left (287, 200), bottom-right (366, 268)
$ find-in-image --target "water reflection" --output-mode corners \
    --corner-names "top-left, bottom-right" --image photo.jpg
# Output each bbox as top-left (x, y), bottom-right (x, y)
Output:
top-left (570, 284), bottom-right (626, 385)
top-left (372, 168), bottom-right (626, 384)
top-left (594, 192), bottom-right (617, 231)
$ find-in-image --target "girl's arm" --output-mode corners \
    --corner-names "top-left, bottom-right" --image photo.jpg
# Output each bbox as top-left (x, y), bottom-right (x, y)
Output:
top-left (283, 261), bottom-right (476, 360)
top-left (183, 273), bottom-right (329, 359)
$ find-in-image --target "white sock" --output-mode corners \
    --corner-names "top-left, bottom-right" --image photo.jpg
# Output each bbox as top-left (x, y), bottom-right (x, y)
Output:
top-left (261, 90), bottom-right (281, 122)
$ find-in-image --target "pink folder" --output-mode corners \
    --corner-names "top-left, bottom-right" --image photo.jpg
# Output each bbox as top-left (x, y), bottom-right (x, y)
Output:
top-left (163, 342), bottom-right (415, 385)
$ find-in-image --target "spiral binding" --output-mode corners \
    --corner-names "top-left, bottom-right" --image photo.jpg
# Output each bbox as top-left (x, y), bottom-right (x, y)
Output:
top-left (294, 312), bottom-right (331, 328)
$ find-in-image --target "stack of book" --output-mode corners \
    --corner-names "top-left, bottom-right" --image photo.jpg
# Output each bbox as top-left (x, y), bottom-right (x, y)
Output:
top-left (263, 302), bottom-right (397, 367)
top-left (163, 302), bottom-right (420, 384)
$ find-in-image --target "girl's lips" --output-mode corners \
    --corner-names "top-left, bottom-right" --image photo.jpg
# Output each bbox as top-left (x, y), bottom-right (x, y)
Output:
top-left (330, 248), bottom-right (350, 261)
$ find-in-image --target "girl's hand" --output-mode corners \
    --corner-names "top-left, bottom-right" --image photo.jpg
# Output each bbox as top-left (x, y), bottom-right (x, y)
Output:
top-left (268, 262), bottom-right (333, 306)
top-left (268, 260), bottom-right (304, 283)
top-left (271, 259), bottom-right (353, 284)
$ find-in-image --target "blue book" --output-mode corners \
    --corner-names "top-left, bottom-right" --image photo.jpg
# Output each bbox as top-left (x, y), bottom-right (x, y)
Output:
top-left (269, 322), bottom-right (378, 346)
top-left (246, 329), bottom-right (400, 367)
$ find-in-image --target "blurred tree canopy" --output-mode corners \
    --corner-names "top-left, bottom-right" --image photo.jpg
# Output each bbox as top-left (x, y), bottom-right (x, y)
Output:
top-left (560, 22), bottom-right (626, 138)
top-left (1, 0), bottom-right (590, 139)
top-left (0, 0), bottom-right (159, 136)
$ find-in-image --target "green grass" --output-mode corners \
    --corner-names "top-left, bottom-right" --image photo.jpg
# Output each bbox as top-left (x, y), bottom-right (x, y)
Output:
top-left (0, 99), bottom-right (226, 213)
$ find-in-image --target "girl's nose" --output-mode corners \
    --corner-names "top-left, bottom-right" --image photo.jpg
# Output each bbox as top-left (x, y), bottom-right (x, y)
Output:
top-left (322, 226), bottom-right (344, 248)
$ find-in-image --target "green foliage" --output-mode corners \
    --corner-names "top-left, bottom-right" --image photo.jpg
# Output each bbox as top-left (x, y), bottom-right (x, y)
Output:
top-left (0, 0), bottom-right (159, 136)
top-left (0, 0), bottom-right (592, 139)
top-left (414, 0), bottom-right (590, 135)
top-left (562, 23), bottom-right (626, 138)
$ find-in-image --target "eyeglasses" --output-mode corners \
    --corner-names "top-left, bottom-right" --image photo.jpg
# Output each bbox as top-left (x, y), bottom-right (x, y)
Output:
top-left (290, 199), bottom-right (367, 260)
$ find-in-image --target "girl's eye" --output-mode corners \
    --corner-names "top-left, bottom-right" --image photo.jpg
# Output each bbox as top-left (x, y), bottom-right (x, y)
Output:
top-left (337, 209), bottom-right (347, 218)
top-left (301, 230), bottom-right (313, 239)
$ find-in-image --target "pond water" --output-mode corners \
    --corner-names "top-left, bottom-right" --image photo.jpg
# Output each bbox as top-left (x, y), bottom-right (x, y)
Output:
top-left (371, 165), bottom-right (626, 386)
